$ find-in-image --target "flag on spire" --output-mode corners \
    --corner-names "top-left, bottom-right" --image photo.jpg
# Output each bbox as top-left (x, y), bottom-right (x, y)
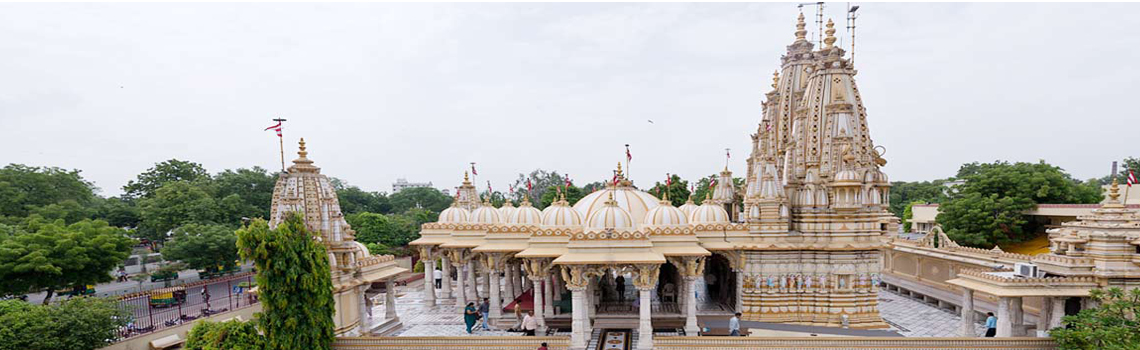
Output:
top-left (526, 178), bottom-right (533, 193)
top-left (509, 184), bottom-right (515, 195)
top-left (1129, 170), bottom-right (1136, 188)
top-left (471, 163), bottom-right (478, 176)
top-left (565, 174), bottom-right (572, 189)
top-left (264, 121), bottom-right (283, 137)
top-left (486, 181), bottom-right (492, 194)
top-left (625, 144), bottom-right (632, 162)
top-left (666, 173), bottom-right (672, 186)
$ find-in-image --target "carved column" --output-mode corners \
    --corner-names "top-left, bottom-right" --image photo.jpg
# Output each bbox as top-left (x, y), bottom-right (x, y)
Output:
top-left (525, 258), bottom-right (552, 332)
top-left (420, 247), bottom-right (436, 305)
top-left (486, 254), bottom-right (506, 322)
top-left (670, 256), bottom-right (705, 336)
top-left (959, 288), bottom-right (975, 337)
top-left (1035, 296), bottom-right (1050, 337)
top-left (996, 297), bottom-right (1012, 337)
top-left (467, 260), bottom-right (479, 301)
top-left (440, 255), bottom-right (452, 299)
top-left (633, 264), bottom-right (660, 350)
top-left (1049, 297), bottom-right (1066, 330)
top-left (734, 270), bottom-right (744, 314)
top-left (385, 279), bottom-right (398, 320)
top-left (1011, 296), bottom-right (1024, 336)
top-left (562, 266), bottom-right (590, 350)
top-left (544, 277), bottom-right (555, 318)
top-left (504, 263), bottom-right (516, 302)
top-left (455, 261), bottom-right (468, 310)
top-left (358, 285), bottom-right (370, 334)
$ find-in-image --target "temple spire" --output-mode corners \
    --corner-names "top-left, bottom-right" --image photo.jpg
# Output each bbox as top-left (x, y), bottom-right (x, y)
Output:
top-left (795, 12), bottom-right (808, 41)
top-left (823, 19), bottom-right (837, 49)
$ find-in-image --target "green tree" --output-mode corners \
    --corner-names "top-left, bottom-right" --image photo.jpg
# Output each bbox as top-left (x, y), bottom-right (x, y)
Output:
top-left (901, 200), bottom-right (926, 232)
top-left (184, 319), bottom-right (265, 350)
top-left (92, 196), bottom-right (141, 228)
top-left (236, 214), bottom-right (335, 350)
top-left (122, 159), bottom-right (210, 200)
top-left (511, 169), bottom-right (572, 206)
top-left (28, 199), bottom-right (96, 224)
top-left (1050, 287), bottom-right (1140, 349)
top-left (345, 212), bottom-right (418, 248)
top-left (1097, 157), bottom-right (1140, 185)
top-left (0, 297), bottom-right (129, 350)
top-left (161, 224), bottom-right (239, 272)
top-left (0, 219), bottom-right (133, 303)
top-left (539, 185), bottom-right (585, 208)
top-left (581, 181), bottom-right (607, 194)
top-left (690, 176), bottom-right (716, 204)
top-left (888, 179), bottom-right (951, 218)
top-left (337, 186), bottom-right (391, 214)
top-left (647, 174), bottom-right (691, 207)
top-left (137, 181), bottom-right (220, 247)
top-left (936, 161), bottom-right (1102, 247)
top-left (388, 187), bottom-right (451, 214)
top-left (212, 167), bottom-right (278, 219)
top-left (0, 164), bottom-right (97, 218)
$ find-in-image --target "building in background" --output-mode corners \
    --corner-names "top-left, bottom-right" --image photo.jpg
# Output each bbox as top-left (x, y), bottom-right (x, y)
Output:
top-left (392, 178), bottom-right (434, 193)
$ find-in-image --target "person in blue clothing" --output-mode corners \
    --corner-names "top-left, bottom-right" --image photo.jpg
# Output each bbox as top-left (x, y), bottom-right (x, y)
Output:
top-left (984, 312), bottom-right (997, 337)
top-left (464, 302), bottom-right (479, 334)
top-left (729, 312), bottom-right (742, 336)
top-left (479, 298), bottom-right (491, 330)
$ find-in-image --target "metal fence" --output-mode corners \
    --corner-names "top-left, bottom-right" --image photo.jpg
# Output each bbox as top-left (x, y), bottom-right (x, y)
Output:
top-left (114, 273), bottom-right (259, 340)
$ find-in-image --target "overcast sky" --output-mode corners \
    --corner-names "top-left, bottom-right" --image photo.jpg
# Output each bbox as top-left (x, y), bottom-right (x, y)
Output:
top-left (1, 2), bottom-right (1136, 197)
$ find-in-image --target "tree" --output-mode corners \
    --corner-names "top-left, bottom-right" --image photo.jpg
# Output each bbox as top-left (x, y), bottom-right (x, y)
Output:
top-left (161, 224), bottom-right (239, 272)
top-left (0, 297), bottom-right (129, 350)
top-left (337, 186), bottom-right (390, 214)
top-left (936, 161), bottom-right (1102, 247)
top-left (648, 174), bottom-right (692, 207)
top-left (888, 180), bottom-right (951, 218)
top-left (1098, 157), bottom-right (1140, 185)
top-left (345, 212), bottom-right (418, 248)
top-left (0, 164), bottom-right (97, 218)
top-left (92, 196), bottom-right (141, 228)
top-left (236, 214), bottom-right (335, 350)
top-left (0, 219), bottom-right (133, 303)
top-left (511, 169), bottom-right (571, 206)
top-left (212, 167), bottom-right (278, 219)
top-left (122, 159), bottom-right (210, 200)
top-left (388, 187), bottom-right (451, 214)
top-left (28, 199), bottom-right (95, 224)
top-left (539, 185), bottom-right (585, 208)
top-left (901, 200), bottom-right (927, 232)
top-left (137, 181), bottom-right (220, 247)
top-left (581, 181), bottom-right (607, 194)
top-left (690, 176), bottom-right (716, 204)
top-left (1050, 287), bottom-right (1140, 349)
top-left (184, 319), bottom-right (265, 350)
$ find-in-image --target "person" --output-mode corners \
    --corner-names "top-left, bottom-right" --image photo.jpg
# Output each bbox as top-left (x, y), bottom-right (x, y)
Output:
top-left (984, 312), bottom-right (997, 337)
top-left (434, 267), bottom-right (443, 289)
top-left (479, 298), bottom-right (491, 330)
top-left (537, 342), bottom-right (548, 350)
top-left (464, 302), bottom-right (479, 334)
top-left (615, 275), bottom-right (626, 301)
top-left (201, 288), bottom-right (211, 310)
top-left (522, 310), bottom-right (537, 336)
top-left (729, 312), bottom-right (742, 336)
top-left (513, 302), bottom-right (524, 330)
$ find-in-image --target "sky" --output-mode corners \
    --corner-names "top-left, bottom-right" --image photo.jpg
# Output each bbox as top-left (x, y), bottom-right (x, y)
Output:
top-left (1, 2), bottom-right (1137, 197)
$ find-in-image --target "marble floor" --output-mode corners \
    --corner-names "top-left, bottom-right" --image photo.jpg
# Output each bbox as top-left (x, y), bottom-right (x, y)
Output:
top-left (369, 279), bottom-right (984, 338)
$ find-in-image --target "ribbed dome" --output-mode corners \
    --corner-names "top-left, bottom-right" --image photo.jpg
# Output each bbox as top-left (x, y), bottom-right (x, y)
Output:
top-left (438, 204), bottom-right (471, 224)
top-left (689, 201), bottom-right (730, 224)
top-left (865, 169), bottom-right (889, 184)
top-left (508, 200), bottom-right (542, 225)
top-left (573, 185), bottom-right (660, 224)
top-left (497, 201), bottom-right (517, 223)
top-left (643, 199), bottom-right (688, 227)
top-left (469, 201), bottom-right (502, 224)
top-left (678, 196), bottom-right (699, 217)
top-left (834, 168), bottom-right (861, 183)
top-left (541, 199), bottom-right (583, 227)
top-left (585, 195), bottom-right (636, 232)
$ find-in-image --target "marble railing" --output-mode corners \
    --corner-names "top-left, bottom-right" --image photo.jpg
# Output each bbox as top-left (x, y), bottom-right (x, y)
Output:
top-left (1032, 254), bottom-right (1094, 266)
top-left (333, 336), bottom-right (570, 350)
top-left (957, 269), bottom-right (1097, 285)
top-left (654, 336), bottom-right (1057, 349)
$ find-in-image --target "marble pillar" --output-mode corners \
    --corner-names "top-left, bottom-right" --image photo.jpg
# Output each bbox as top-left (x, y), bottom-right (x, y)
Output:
top-left (358, 286), bottom-right (370, 334)
top-left (734, 270), bottom-right (744, 314)
top-left (996, 297), bottom-right (1012, 337)
top-left (1011, 297), bottom-right (1024, 336)
top-left (455, 262), bottom-right (468, 310)
top-left (483, 270), bottom-right (492, 302)
top-left (544, 277), bottom-right (555, 318)
top-left (960, 289), bottom-right (975, 337)
top-left (467, 261), bottom-right (479, 301)
top-left (1049, 297), bottom-right (1066, 330)
top-left (1035, 297), bottom-right (1050, 337)
top-left (440, 256), bottom-right (452, 299)
top-left (532, 278), bottom-right (546, 332)
top-left (423, 259), bottom-right (435, 305)
top-left (504, 266), bottom-right (516, 303)
top-left (684, 276), bottom-right (699, 335)
top-left (570, 286), bottom-right (588, 350)
top-left (636, 287), bottom-right (654, 350)
top-left (490, 270), bottom-right (503, 322)
top-left (385, 279), bottom-right (398, 320)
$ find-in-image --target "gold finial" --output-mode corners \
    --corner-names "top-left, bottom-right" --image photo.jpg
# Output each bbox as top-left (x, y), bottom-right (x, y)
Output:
top-left (795, 12), bottom-right (807, 41)
top-left (823, 19), bottom-right (837, 49)
top-left (662, 188), bottom-right (670, 202)
top-left (297, 138), bottom-right (308, 158)
top-left (616, 162), bottom-right (624, 178)
top-left (771, 70), bottom-right (780, 89)
top-left (1106, 176), bottom-right (1123, 207)
top-left (464, 171), bottom-right (469, 182)
top-left (605, 190), bottom-right (617, 205)
top-left (705, 191), bottom-right (713, 201)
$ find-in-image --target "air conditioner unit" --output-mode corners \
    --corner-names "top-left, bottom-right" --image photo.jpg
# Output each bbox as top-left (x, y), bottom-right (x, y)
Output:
top-left (1014, 263), bottom-right (1039, 278)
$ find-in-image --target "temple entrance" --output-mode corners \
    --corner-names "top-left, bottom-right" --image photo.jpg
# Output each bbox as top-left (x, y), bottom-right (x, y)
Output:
top-left (700, 254), bottom-right (736, 313)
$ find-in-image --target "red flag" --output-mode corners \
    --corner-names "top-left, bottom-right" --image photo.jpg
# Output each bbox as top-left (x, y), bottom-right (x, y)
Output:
top-left (487, 181), bottom-right (492, 194)
top-left (612, 173), bottom-right (619, 186)
top-left (471, 163), bottom-right (478, 176)
top-left (625, 144), bottom-right (632, 162)
top-left (1129, 170), bottom-right (1136, 187)
top-left (726, 149), bottom-right (731, 159)
top-left (565, 174), bottom-right (571, 188)
top-left (509, 185), bottom-right (514, 195)
top-left (526, 179), bottom-right (532, 193)
top-left (264, 122), bottom-right (282, 137)
top-left (709, 176), bottom-right (717, 189)
top-left (666, 173), bottom-right (672, 186)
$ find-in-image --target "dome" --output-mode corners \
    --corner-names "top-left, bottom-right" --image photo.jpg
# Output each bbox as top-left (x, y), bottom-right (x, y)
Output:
top-left (573, 185), bottom-right (660, 224)
top-left (678, 196), bottom-right (699, 217)
top-left (865, 168), bottom-right (889, 184)
top-left (690, 200), bottom-right (730, 225)
top-left (497, 201), bottom-right (517, 223)
top-left (469, 201), bottom-right (502, 224)
top-left (508, 199), bottom-right (543, 225)
top-left (541, 197), bottom-right (583, 227)
top-left (643, 199), bottom-right (688, 227)
top-left (585, 194), bottom-right (636, 232)
top-left (438, 204), bottom-right (471, 224)
top-left (834, 168), bottom-right (860, 183)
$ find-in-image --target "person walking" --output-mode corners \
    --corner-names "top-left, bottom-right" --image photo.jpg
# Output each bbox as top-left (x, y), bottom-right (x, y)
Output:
top-left (522, 310), bottom-right (538, 336)
top-left (434, 267), bottom-right (443, 289)
top-left (984, 312), bottom-right (997, 337)
top-left (479, 298), bottom-right (491, 330)
top-left (513, 302), bottom-right (524, 330)
top-left (729, 312), bottom-right (742, 336)
top-left (464, 302), bottom-right (479, 334)
top-left (537, 342), bottom-right (549, 350)
top-left (615, 275), bottom-right (626, 301)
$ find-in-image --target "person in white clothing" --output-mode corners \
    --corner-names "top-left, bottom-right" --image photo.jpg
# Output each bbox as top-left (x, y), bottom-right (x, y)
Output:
top-left (433, 267), bottom-right (442, 289)
top-left (521, 310), bottom-right (538, 336)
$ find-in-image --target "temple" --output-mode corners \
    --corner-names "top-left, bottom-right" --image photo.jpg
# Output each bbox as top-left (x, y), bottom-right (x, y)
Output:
top-left (409, 14), bottom-right (897, 350)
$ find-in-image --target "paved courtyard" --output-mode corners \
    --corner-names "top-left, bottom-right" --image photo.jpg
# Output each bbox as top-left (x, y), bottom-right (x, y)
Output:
top-left (368, 280), bottom-right (984, 338)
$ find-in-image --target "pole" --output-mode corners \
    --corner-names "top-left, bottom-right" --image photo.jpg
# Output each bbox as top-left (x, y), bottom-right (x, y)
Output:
top-left (228, 279), bottom-right (233, 311)
top-left (272, 118), bottom-right (287, 172)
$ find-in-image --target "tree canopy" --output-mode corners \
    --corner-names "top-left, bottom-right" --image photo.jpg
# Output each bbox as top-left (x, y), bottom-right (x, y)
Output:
top-left (236, 214), bottom-right (335, 350)
top-left (161, 223), bottom-right (240, 272)
top-left (184, 319), bottom-right (265, 350)
top-left (0, 164), bottom-right (97, 220)
top-left (647, 174), bottom-right (692, 207)
top-left (122, 159), bottom-right (210, 200)
top-left (539, 185), bottom-right (585, 209)
top-left (0, 218), bottom-right (133, 303)
top-left (388, 187), bottom-right (452, 214)
top-left (0, 297), bottom-right (129, 350)
top-left (1049, 287), bottom-right (1140, 349)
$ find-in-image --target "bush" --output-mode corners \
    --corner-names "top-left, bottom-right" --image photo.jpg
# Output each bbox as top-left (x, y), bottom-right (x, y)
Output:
top-left (185, 320), bottom-right (264, 350)
top-left (0, 297), bottom-right (128, 350)
top-left (1050, 287), bottom-right (1140, 349)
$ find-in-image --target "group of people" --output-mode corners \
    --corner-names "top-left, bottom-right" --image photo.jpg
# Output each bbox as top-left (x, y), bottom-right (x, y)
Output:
top-left (462, 298), bottom-right (539, 335)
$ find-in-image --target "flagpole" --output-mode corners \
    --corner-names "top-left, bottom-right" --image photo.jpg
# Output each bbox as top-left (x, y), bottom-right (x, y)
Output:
top-left (272, 118), bottom-right (287, 173)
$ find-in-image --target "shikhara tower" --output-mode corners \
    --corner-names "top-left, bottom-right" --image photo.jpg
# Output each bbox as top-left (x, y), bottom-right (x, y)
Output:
top-left (742, 14), bottom-right (896, 327)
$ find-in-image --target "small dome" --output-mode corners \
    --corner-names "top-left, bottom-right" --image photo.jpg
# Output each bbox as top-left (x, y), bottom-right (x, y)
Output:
top-left (834, 168), bottom-right (860, 183)
top-left (573, 185), bottom-right (660, 224)
top-left (678, 196), bottom-right (699, 217)
top-left (541, 198), bottom-right (583, 227)
top-left (585, 193), bottom-right (635, 232)
top-left (865, 168), bottom-right (889, 184)
top-left (508, 200), bottom-right (543, 225)
top-left (498, 201), bottom-right (517, 223)
top-left (438, 204), bottom-right (471, 224)
top-left (469, 201), bottom-right (502, 224)
top-left (643, 199), bottom-right (688, 227)
top-left (690, 201), bottom-right (730, 225)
